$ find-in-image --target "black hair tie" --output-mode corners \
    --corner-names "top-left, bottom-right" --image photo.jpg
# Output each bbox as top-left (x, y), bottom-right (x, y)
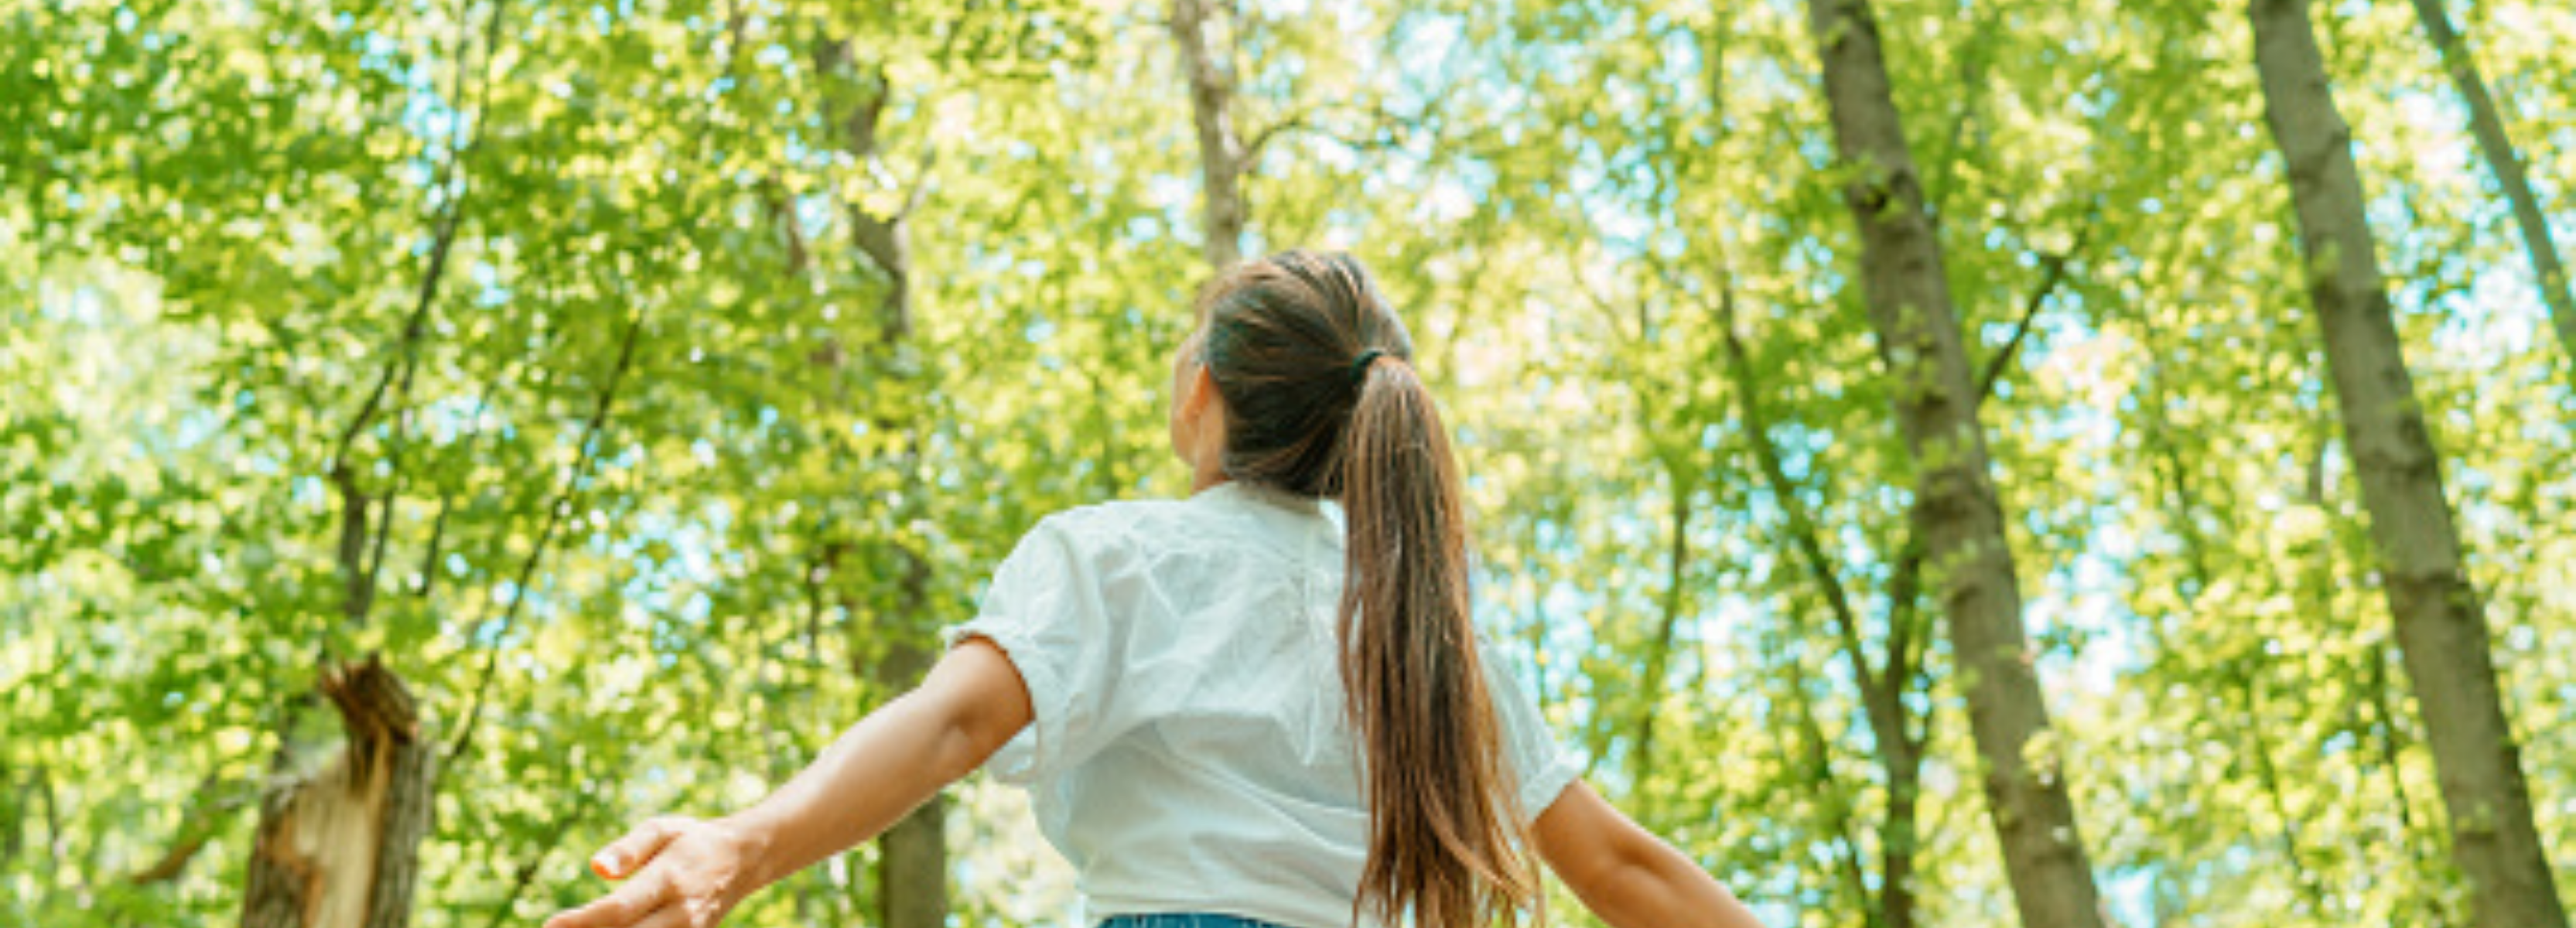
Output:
top-left (1349, 348), bottom-right (1388, 385)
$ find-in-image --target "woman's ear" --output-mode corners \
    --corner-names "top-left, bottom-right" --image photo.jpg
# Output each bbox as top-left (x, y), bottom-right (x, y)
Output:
top-left (1184, 364), bottom-right (1229, 456)
top-left (1183, 362), bottom-right (1218, 423)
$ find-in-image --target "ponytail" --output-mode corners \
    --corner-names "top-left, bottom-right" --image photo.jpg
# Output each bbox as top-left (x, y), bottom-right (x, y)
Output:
top-left (1194, 249), bottom-right (1540, 928)
top-left (1339, 355), bottom-right (1542, 928)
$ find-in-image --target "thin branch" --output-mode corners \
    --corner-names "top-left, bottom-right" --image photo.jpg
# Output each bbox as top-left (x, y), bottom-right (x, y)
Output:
top-left (1240, 101), bottom-right (1405, 162)
top-left (356, 350), bottom-right (425, 621)
top-left (1880, 534), bottom-right (1925, 698)
top-left (329, 200), bottom-right (467, 476)
top-left (1241, 105), bottom-right (1315, 162)
top-left (895, 147), bottom-right (940, 221)
top-left (1781, 637), bottom-right (1877, 925)
top-left (445, 309), bottom-right (648, 764)
top-left (1925, 8), bottom-right (1999, 225)
top-left (417, 346), bottom-right (528, 600)
top-left (333, 466), bottom-right (371, 626)
top-left (2147, 377), bottom-right (2335, 916)
top-left (1560, 247), bottom-right (1636, 347)
top-left (1714, 281), bottom-right (1886, 712)
top-left (443, 0), bottom-right (743, 766)
top-left (1630, 470), bottom-right (1695, 787)
top-left (1884, 539), bottom-right (1933, 754)
top-left (479, 793), bottom-right (600, 928)
top-left (33, 765), bottom-right (63, 865)
top-left (1972, 227), bottom-right (2090, 407)
top-left (326, 0), bottom-right (517, 629)
top-left (125, 778), bottom-right (256, 885)
top-left (360, 479), bottom-right (400, 616)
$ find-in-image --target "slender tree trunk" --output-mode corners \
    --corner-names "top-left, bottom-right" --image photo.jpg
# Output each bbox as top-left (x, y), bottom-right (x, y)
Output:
top-left (249, 353), bottom-right (442, 928)
top-left (2407, 0), bottom-right (2576, 383)
top-left (813, 35), bottom-right (948, 927)
top-left (2248, 3), bottom-right (2568, 926)
top-left (1779, 643), bottom-right (1876, 927)
top-left (1877, 735), bottom-right (1922, 928)
top-left (1798, 2), bottom-right (2107, 925)
top-left (241, 660), bottom-right (435, 928)
top-left (242, 0), bottom-right (509, 913)
top-left (1718, 285), bottom-right (1932, 928)
top-left (872, 613), bottom-right (945, 928)
top-left (863, 176), bottom-right (948, 928)
top-left (1169, 0), bottom-right (1246, 271)
top-left (1629, 467), bottom-right (1693, 789)
top-left (865, 466), bottom-right (943, 928)
top-left (1699, 24), bottom-right (1935, 923)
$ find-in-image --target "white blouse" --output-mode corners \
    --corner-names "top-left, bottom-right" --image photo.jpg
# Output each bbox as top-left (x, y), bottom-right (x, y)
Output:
top-left (942, 480), bottom-right (1581, 928)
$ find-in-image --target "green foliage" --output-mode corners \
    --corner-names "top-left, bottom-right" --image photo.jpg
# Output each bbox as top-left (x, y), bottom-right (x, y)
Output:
top-left (4, 0), bottom-right (2572, 926)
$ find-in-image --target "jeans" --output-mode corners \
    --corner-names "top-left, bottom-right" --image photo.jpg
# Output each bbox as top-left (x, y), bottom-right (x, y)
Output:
top-left (1098, 916), bottom-right (1293, 928)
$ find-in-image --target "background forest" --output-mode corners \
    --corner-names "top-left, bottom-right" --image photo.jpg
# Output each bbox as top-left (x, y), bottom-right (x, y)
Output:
top-left (4, 0), bottom-right (2572, 925)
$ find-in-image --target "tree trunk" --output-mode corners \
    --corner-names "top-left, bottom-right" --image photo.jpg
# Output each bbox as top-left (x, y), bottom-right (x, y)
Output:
top-left (814, 34), bottom-right (948, 928)
top-left (863, 189), bottom-right (948, 928)
top-left (1628, 468), bottom-right (1693, 789)
top-left (2247, 4), bottom-right (2568, 926)
top-left (873, 626), bottom-right (945, 928)
top-left (241, 658), bottom-right (436, 928)
top-left (2407, 0), bottom-right (2576, 384)
top-left (1797, 2), bottom-right (2107, 926)
top-left (1168, 0), bottom-right (1247, 271)
top-left (1877, 739), bottom-right (1921, 928)
top-left (867, 522), bottom-right (944, 928)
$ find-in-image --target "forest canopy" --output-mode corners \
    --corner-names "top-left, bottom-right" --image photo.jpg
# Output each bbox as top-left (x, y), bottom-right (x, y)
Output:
top-left (3, 0), bottom-right (2572, 926)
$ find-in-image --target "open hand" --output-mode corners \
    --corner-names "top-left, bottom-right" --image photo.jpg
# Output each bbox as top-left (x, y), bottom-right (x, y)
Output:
top-left (545, 815), bottom-right (767, 928)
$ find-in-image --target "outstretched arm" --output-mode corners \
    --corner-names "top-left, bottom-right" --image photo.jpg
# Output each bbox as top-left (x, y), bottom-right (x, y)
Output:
top-left (547, 640), bottom-right (1033, 928)
top-left (1534, 780), bottom-right (1767, 928)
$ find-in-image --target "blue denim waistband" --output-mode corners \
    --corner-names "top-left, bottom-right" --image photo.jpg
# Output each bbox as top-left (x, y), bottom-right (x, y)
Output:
top-left (1098, 916), bottom-right (1293, 928)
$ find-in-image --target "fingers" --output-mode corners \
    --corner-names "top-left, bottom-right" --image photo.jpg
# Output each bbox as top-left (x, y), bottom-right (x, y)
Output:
top-left (546, 869), bottom-right (671, 928)
top-left (591, 816), bottom-right (692, 879)
top-left (548, 899), bottom-right (692, 928)
top-left (629, 903), bottom-right (695, 928)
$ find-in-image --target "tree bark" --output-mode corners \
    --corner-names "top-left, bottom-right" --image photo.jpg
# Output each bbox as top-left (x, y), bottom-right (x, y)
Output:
top-left (241, 659), bottom-right (435, 928)
top-left (2407, 0), bottom-right (2576, 385)
top-left (2248, 3), bottom-right (2568, 926)
top-left (1798, 1), bottom-right (2107, 925)
top-left (1168, 0), bottom-right (1247, 271)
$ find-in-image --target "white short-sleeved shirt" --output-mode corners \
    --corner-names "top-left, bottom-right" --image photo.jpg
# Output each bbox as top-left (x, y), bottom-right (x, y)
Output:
top-left (941, 480), bottom-right (1581, 928)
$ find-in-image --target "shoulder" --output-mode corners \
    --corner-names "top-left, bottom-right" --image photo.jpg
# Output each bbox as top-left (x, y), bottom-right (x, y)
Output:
top-left (1027, 496), bottom-right (1192, 547)
top-left (1033, 496), bottom-right (1191, 534)
top-left (1008, 496), bottom-right (1204, 571)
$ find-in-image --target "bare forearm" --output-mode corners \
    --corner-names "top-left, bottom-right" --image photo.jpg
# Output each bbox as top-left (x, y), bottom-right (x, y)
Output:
top-left (724, 688), bottom-right (989, 890)
top-left (550, 643), bottom-right (1031, 928)
top-left (1573, 842), bottom-right (1764, 928)
top-left (1537, 783), bottom-right (1765, 928)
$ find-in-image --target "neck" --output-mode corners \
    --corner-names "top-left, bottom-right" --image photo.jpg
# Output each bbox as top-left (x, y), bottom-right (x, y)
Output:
top-left (1190, 462), bottom-right (1232, 494)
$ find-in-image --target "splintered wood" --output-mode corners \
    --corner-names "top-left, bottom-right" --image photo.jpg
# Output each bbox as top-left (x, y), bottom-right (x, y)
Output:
top-left (242, 657), bottom-right (435, 928)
